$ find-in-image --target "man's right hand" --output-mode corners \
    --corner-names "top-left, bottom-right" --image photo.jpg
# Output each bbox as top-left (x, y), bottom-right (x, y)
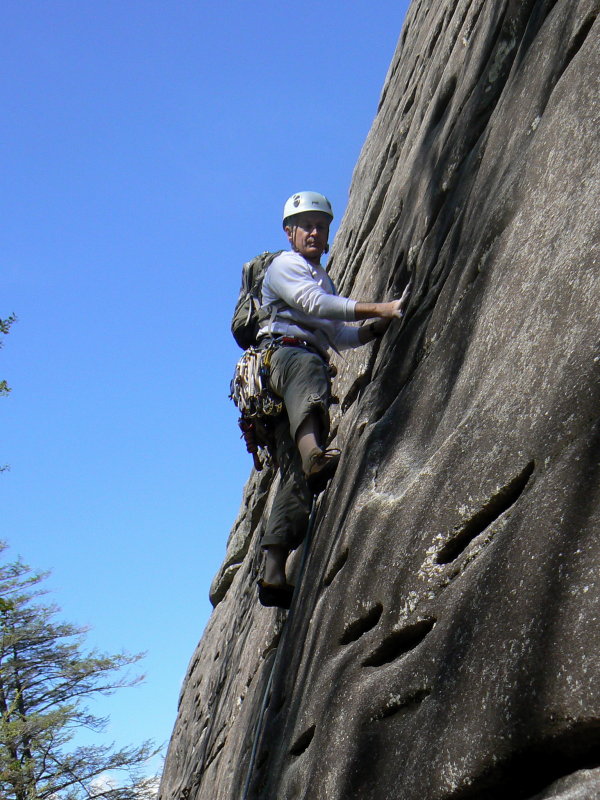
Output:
top-left (393, 280), bottom-right (412, 316)
top-left (385, 279), bottom-right (413, 318)
top-left (355, 280), bottom-right (412, 321)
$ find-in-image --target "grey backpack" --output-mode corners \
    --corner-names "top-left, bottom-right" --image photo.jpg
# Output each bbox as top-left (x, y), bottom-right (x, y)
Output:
top-left (231, 251), bottom-right (282, 349)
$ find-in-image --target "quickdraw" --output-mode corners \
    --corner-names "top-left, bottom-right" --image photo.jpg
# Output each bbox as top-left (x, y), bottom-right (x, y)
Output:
top-left (230, 345), bottom-right (283, 470)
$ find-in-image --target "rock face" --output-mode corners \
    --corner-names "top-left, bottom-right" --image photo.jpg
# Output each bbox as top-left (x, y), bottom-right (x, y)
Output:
top-left (159, 1), bottom-right (600, 798)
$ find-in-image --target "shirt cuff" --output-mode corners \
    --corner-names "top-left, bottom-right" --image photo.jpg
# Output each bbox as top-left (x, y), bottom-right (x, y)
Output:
top-left (320, 295), bottom-right (356, 320)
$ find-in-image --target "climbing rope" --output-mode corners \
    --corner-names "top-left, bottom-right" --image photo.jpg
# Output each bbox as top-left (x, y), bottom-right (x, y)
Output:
top-left (241, 493), bottom-right (319, 800)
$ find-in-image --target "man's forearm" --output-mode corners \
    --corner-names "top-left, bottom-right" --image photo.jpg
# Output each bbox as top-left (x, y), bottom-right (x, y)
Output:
top-left (354, 301), bottom-right (398, 320)
top-left (354, 282), bottom-right (412, 322)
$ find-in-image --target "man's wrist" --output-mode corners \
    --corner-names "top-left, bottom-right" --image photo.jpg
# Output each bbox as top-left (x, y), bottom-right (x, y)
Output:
top-left (369, 321), bottom-right (384, 339)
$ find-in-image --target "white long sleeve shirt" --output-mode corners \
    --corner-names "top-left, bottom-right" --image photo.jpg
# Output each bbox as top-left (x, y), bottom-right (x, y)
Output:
top-left (257, 251), bottom-right (362, 355)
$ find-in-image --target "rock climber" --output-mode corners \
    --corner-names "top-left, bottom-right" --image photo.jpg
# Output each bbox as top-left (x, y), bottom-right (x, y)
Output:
top-left (256, 191), bottom-right (411, 608)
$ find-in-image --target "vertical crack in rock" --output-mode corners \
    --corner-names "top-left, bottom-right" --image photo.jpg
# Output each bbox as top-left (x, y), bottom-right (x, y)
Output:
top-left (429, 75), bottom-right (458, 131)
top-left (341, 373), bottom-right (371, 415)
top-left (255, 748), bottom-right (269, 771)
top-left (552, 12), bottom-right (598, 90)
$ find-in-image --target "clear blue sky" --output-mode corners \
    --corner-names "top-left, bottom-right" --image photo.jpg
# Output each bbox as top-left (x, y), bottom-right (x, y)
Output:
top-left (1, 0), bottom-right (410, 780)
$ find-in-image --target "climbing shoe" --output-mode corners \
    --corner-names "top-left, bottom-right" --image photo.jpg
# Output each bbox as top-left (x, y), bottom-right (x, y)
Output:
top-left (303, 448), bottom-right (341, 494)
top-left (257, 580), bottom-right (295, 610)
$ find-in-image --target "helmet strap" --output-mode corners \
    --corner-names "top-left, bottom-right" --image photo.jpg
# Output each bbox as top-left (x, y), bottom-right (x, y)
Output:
top-left (288, 223), bottom-right (299, 253)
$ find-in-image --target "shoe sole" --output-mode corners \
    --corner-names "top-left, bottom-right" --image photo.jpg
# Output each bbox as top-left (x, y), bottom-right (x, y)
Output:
top-left (306, 455), bottom-right (340, 494)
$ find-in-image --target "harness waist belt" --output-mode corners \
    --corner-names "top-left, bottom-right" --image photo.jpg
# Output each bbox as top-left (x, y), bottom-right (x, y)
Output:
top-left (257, 334), bottom-right (328, 361)
top-left (280, 336), bottom-right (308, 346)
top-left (276, 337), bottom-right (322, 356)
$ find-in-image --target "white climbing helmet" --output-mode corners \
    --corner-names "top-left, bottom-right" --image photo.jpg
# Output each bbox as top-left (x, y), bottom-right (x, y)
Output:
top-left (282, 191), bottom-right (334, 227)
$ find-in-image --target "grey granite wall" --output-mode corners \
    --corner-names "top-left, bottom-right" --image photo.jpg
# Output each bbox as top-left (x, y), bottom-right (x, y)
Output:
top-left (159, 1), bottom-right (600, 798)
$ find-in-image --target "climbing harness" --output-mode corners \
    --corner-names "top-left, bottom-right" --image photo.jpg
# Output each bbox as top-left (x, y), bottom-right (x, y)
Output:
top-left (241, 494), bottom-right (319, 800)
top-left (230, 344), bottom-right (283, 470)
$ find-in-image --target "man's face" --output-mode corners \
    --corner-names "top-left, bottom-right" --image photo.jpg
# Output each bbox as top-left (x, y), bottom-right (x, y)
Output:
top-left (285, 212), bottom-right (330, 263)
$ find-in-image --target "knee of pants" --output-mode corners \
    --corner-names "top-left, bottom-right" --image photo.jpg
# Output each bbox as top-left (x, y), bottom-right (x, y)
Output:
top-left (270, 348), bottom-right (331, 441)
top-left (292, 396), bottom-right (330, 443)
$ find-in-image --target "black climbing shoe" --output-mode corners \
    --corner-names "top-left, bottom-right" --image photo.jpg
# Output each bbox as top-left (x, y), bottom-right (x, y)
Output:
top-left (304, 448), bottom-right (341, 494)
top-left (257, 580), bottom-right (295, 610)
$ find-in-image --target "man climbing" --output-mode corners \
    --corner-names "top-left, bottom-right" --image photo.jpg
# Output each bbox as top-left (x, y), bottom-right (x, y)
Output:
top-left (256, 191), bottom-right (410, 608)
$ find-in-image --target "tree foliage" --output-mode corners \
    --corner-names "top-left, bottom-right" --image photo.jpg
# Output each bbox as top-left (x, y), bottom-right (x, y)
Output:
top-left (0, 314), bottom-right (16, 398)
top-left (0, 545), bottom-right (159, 800)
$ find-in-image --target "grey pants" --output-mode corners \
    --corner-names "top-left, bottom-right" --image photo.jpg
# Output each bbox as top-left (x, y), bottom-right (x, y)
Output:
top-left (261, 345), bottom-right (331, 550)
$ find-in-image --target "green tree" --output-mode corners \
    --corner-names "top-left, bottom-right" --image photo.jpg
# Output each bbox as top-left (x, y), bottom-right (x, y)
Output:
top-left (0, 545), bottom-right (159, 800)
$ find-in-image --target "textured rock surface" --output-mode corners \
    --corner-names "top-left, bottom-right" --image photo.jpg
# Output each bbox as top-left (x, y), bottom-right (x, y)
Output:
top-left (159, 1), bottom-right (600, 798)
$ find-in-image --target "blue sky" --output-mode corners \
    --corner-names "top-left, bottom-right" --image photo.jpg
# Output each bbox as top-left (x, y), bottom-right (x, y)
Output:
top-left (1, 0), bottom-right (410, 778)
